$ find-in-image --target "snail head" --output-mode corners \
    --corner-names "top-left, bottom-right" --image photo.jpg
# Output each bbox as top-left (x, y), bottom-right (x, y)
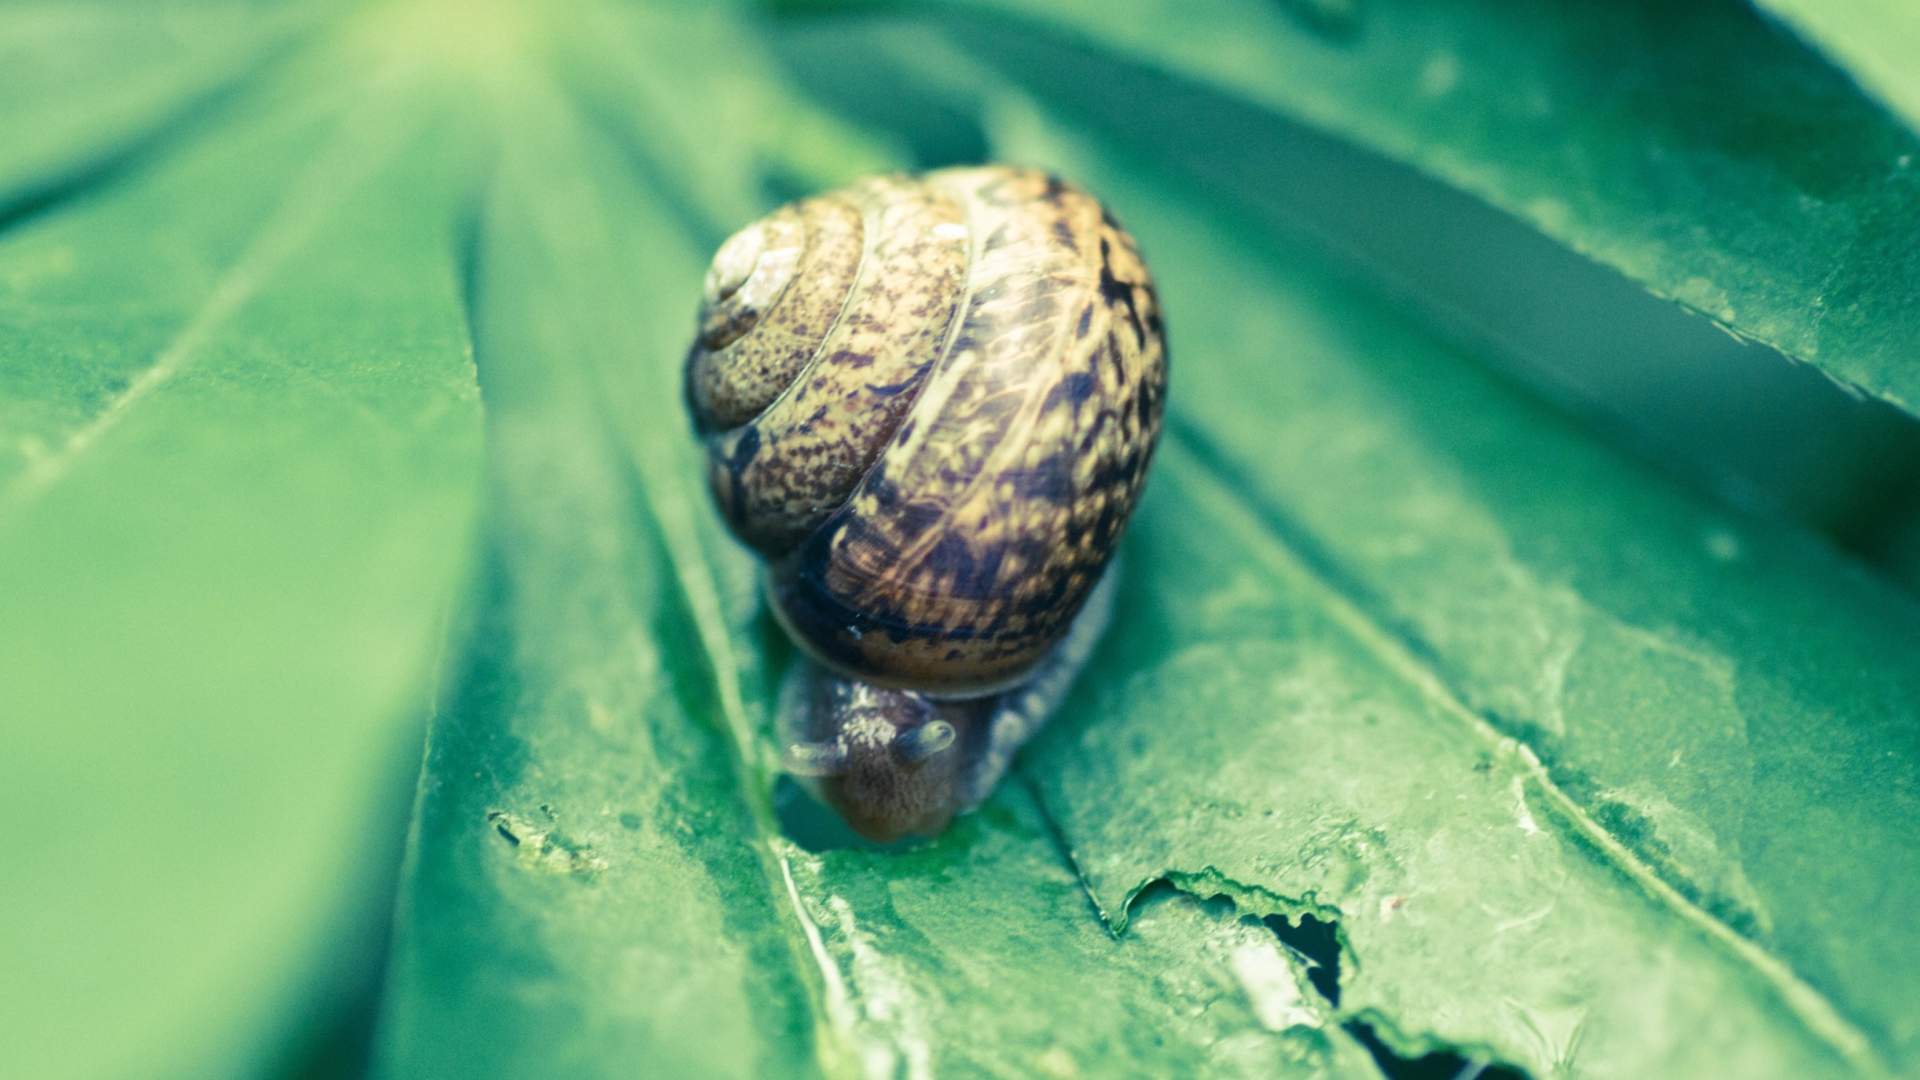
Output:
top-left (782, 666), bottom-right (993, 844)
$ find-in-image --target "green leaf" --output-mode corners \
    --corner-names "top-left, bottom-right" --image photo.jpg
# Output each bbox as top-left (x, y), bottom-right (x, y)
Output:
top-left (1753, 0), bottom-right (1920, 137)
top-left (1044, 453), bottom-right (1876, 1078)
top-left (0, 1), bottom-right (321, 209)
top-left (935, 0), bottom-right (1920, 418)
top-left (550, 1), bottom-right (898, 233)
top-left (984, 92), bottom-right (1920, 1077)
top-left (0, 21), bottom-right (485, 1080)
top-left (778, 794), bottom-right (1383, 1080)
top-left (11, 3), bottom-right (1920, 1078)
top-left (377, 60), bottom-right (820, 1079)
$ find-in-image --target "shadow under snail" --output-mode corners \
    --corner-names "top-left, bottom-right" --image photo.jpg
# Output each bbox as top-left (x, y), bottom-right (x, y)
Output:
top-left (684, 166), bottom-right (1167, 843)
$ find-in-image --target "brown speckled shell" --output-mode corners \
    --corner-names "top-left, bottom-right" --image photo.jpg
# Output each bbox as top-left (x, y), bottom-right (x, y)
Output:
top-left (686, 166), bottom-right (1166, 695)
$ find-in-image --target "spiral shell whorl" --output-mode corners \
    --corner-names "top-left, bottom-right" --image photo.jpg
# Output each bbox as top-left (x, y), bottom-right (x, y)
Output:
top-left (688, 166), bottom-right (1166, 695)
top-left (688, 197), bottom-right (865, 434)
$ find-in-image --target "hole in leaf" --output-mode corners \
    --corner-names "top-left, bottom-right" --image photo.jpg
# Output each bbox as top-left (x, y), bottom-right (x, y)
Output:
top-left (1345, 1022), bottom-right (1531, 1080)
top-left (1262, 911), bottom-right (1342, 1005)
top-left (1254, 909), bottom-right (1532, 1080)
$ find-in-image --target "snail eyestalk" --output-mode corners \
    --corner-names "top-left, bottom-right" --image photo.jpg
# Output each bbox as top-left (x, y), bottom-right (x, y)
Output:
top-left (784, 739), bottom-right (848, 778)
top-left (894, 720), bottom-right (957, 764)
top-left (685, 166), bottom-right (1165, 842)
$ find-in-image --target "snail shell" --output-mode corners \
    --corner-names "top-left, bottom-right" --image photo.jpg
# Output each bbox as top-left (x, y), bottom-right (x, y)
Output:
top-left (686, 166), bottom-right (1166, 840)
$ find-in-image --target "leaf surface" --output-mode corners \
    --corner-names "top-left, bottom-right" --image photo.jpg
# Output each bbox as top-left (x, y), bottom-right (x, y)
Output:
top-left (984, 89), bottom-right (1920, 1078)
top-left (937, 0), bottom-right (1920, 418)
top-left (9, 3), bottom-right (1920, 1079)
top-left (1753, 0), bottom-right (1920, 136)
top-left (0, 1), bottom-right (320, 211)
top-left (0, 22), bottom-right (486, 1080)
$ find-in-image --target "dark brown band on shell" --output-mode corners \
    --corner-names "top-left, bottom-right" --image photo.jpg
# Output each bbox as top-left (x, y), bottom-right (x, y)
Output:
top-left (690, 166), bottom-right (1166, 695)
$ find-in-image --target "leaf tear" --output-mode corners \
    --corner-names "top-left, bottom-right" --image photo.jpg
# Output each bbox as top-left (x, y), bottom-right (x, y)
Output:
top-left (1150, 875), bottom-right (1535, 1080)
top-left (1263, 910), bottom-right (1341, 1007)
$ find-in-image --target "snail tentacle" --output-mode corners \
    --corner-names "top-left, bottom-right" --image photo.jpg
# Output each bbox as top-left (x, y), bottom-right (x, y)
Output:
top-left (783, 738), bottom-right (849, 778)
top-left (895, 720), bottom-right (958, 764)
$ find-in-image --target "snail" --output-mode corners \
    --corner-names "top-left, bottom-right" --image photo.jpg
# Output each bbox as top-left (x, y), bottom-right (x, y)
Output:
top-left (685, 166), bottom-right (1166, 843)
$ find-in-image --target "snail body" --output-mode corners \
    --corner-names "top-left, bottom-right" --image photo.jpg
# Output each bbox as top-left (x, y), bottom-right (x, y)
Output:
top-left (686, 166), bottom-right (1166, 842)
